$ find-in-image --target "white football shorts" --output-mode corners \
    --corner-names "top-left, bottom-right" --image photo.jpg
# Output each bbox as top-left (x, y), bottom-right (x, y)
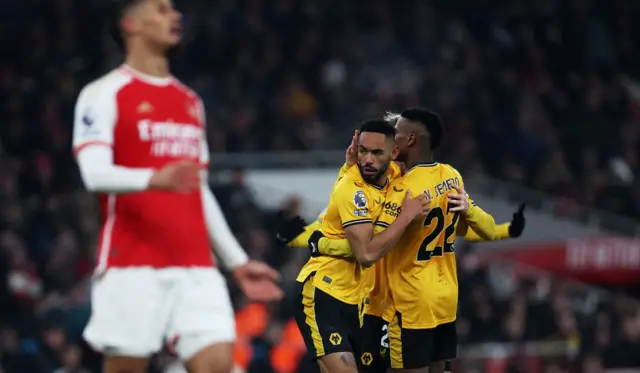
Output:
top-left (83, 267), bottom-right (236, 360)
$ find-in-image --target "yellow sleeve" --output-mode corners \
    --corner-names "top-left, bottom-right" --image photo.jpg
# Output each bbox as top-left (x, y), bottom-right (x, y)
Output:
top-left (317, 237), bottom-right (354, 257)
top-left (335, 181), bottom-right (375, 227)
top-left (331, 163), bottom-right (352, 192)
top-left (289, 220), bottom-right (354, 257)
top-left (315, 181), bottom-right (375, 257)
top-left (456, 216), bottom-right (511, 242)
top-left (461, 203), bottom-right (511, 241)
top-left (448, 167), bottom-right (504, 241)
top-left (287, 220), bottom-right (322, 248)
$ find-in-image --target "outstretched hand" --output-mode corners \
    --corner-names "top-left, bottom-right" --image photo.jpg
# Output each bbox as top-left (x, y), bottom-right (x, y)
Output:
top-left (275, 215), bottom-right (307, 245)
top-left (233, 261), bottom-right (284, 302)
top-left (508, 203), bottom-right (526, 238)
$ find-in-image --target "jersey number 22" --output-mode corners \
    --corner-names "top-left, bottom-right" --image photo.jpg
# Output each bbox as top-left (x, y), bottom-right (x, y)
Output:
top-left (417, 206), bottom-right (459, 262)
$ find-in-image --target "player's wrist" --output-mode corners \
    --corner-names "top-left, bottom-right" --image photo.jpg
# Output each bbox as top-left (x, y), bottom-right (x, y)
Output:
top-left (148, 169), bottom-right (165, 190)
top-left (139, 169), bottom-right (155, 189)
top-left (228, 255), bottom-right (250, 271)
top-left (463, 204), bottom-right (477, 218)
top-left (395, 211), bottom-right (415, 226)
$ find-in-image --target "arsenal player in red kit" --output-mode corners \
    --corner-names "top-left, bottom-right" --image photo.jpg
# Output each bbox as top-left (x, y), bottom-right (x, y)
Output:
top-left (71, 1), bottom-right (283, 372)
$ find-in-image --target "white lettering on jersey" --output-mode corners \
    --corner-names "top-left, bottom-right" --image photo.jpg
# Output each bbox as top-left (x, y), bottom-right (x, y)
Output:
top-left (138, 120), bottom-right (202, 158)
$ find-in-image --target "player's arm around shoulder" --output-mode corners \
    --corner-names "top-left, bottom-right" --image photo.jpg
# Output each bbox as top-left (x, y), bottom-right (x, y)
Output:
top-left (446, 166), bottom-right (500, 238)
top-left (447, 166), bottom-right (527, 240)
top-left (339, 180), bottom-right (429, 267)
top-left (456, 207), bottom-right (510, 241)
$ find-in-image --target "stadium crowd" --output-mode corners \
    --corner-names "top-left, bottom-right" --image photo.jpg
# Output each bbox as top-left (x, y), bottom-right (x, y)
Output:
top-left (0, 0), bottom-right (639, 372)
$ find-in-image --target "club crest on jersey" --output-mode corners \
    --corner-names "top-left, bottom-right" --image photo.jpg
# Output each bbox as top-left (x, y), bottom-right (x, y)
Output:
top-left (137, 101), bottom-right (154, 114)
top-left (187, 102), bottom-right (199, 121)
top-left (353, 190), bottom-right (367, 209)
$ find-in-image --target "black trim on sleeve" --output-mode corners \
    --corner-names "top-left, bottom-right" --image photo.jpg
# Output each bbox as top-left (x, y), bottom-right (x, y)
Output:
top-left (342, 219), bottom-right (373, 228)
top-left (375, 221), bottom-right (390, 228)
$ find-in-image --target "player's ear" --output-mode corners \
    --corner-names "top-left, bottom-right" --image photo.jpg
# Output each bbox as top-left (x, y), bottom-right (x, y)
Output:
top-left (407, 133), bottom-right (416, 147)
top-left (121, 16), bottom-right (134, 34)
top-left (391, 145), bottom-right (399, 161)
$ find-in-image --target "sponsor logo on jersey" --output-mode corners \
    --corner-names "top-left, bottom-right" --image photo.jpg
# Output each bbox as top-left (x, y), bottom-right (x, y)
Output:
top-left (393, 186), bottom-right (404, 192)
top-left (352, 209), bottom-right (368, 217)
top-left (137, 120), bottom-right (202, 158)
top-left (383, 201), bottom-right (401, 217)
top-left (137, 101), bottom-right (154, 113)
top-left (379, 347), bottom-right (388, 357)
top-left (187, 102), bottom-right (199, 121)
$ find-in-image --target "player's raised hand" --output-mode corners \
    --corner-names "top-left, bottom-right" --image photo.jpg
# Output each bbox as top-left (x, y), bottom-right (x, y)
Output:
top-left (233, 261), bottom-right (284, 302)
top-left (400, 189), bottom-right (431, 219)
top-left (508, 203), bottom-right (526, 238)
top-left (345, 130), bottom-right (359, 167)
top-left (448, 185), bottom-right (470, 212)
top-left (149, 160), bottom-right (200, 194)
top-left (275, 215), bottom-right (308, 245)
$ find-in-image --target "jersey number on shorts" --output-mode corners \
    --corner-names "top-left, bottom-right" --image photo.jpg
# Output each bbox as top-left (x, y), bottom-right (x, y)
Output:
top-left (416, 207), bottom-right (460, 262)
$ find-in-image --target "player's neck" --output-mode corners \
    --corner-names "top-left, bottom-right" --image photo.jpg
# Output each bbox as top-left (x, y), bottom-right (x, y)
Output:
top-left (125, 43), bottom-right (171, 78)
top-left (374, 175), bottom-right (388, 187)
top-left (405, 150), bottom-right (434, 170)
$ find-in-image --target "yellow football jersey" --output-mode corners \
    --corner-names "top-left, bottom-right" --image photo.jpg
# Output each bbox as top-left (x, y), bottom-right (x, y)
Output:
top-left (377, 162), bottom-right (465, 329)
top-left (290, 162), bottom-right (402, 251)
top-left (296, 165), bottom-right (389, 305)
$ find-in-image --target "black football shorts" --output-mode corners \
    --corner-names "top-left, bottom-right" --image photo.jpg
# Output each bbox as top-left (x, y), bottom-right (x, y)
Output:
top-left (293, 274), bottom-right (363, 361)
top-left (387, 311), bottom-right (457, 369)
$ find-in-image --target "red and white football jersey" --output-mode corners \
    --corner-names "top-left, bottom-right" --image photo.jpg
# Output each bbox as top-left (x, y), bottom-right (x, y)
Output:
top-left (72, 65), bottom-right (214, 270)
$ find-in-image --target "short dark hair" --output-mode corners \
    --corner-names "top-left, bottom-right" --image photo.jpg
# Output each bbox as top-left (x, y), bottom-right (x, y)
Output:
top-left (400, 107), bottom-right (444, 149)
top-left (109, 0), bottom-right (142, 50)
top-left (358, 119), bottom-right (396, 139)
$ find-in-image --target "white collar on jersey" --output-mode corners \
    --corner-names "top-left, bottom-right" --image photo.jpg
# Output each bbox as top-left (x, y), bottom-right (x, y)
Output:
top-left (120, 64), bottom-right (174, 86)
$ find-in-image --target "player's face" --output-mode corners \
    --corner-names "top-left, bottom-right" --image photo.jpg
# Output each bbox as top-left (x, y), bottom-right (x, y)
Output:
top-left (357, 132), bottom-right (397, 184)
top-left (129, 0), bottom-right (182, 49)
top-left (394, 118), bottom-right (412, 163)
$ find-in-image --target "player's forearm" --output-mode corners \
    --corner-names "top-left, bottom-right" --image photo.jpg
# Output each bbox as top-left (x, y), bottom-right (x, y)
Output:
top-left (201, 181), bottom-right (249, 269)
top-left (463, 222), bottom-right (511, 241)
top-left (356, 214), bottom-right (413, 267)
top-left (315, 236), bottom-right (354, 257)
top-left (462, 204), bottom-right (498, 240)
top-left (76, 146), bottom-right (154, 193)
